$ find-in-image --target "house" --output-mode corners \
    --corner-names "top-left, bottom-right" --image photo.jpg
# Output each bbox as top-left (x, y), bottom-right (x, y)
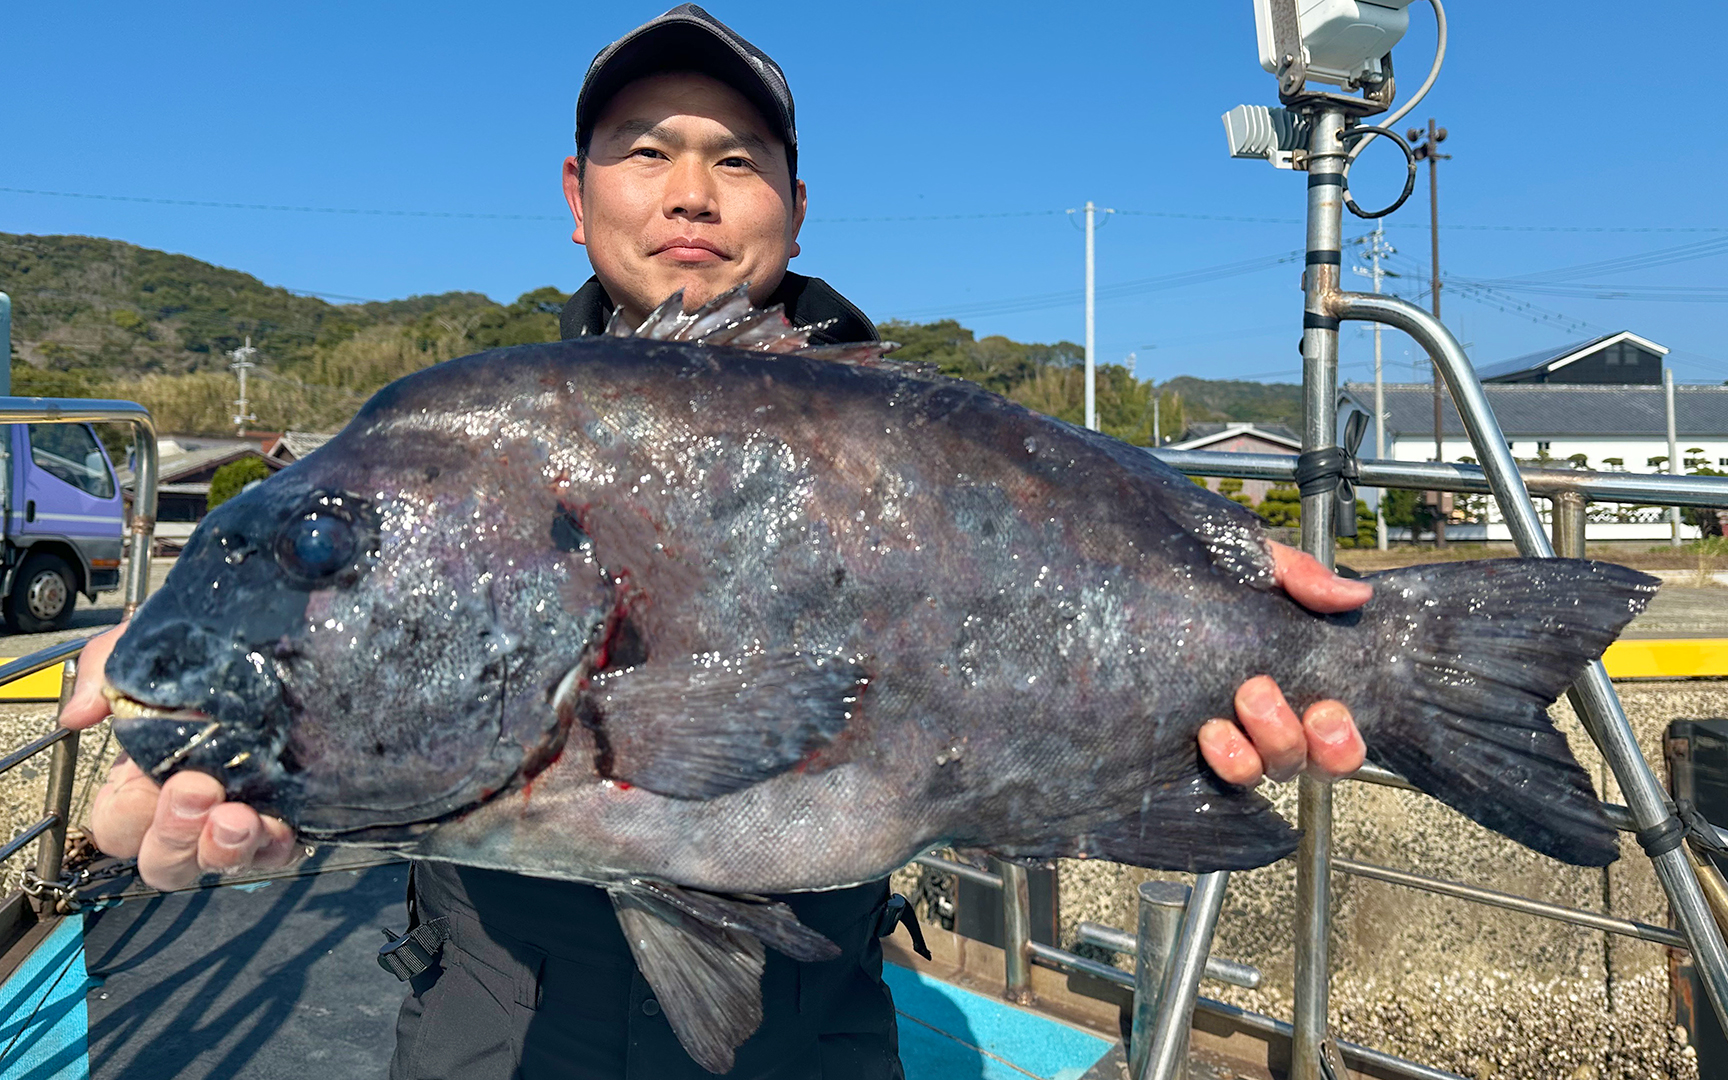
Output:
top-left (1475, 330), bottom-right (1667, 385)
top-left (265, 430), bottom-right (334, 464)
top-left (119, 437), bottom-right (287, 548)
top-left (1166, 422), bottom-right (1301, 505)
top-left (1339, 382), bottom-right (1728, 540)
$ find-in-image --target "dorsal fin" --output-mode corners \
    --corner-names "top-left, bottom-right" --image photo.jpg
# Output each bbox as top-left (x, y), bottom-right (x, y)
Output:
top-left (618, 283), bottom-right (896, 362)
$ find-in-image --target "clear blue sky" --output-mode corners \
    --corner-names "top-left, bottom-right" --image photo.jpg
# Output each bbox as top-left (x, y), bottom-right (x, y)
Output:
top-left (5, 2), bottom-right (1725, 383)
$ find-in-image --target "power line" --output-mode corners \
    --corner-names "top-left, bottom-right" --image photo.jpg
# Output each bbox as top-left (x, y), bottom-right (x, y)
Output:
top-left (4, 185), bottom-right (1725, 232)
top-left (0, 186), bottom-right (566, 221)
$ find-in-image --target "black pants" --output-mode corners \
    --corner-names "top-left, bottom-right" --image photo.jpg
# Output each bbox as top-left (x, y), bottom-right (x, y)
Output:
top-left (389, 862), bottom-right (905, 1080)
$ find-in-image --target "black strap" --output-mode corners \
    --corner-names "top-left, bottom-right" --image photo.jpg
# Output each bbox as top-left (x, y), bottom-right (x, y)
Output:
top-left (1637, 799), bottom-right (1728, 859)
top-left (877, 893), bottom-right (932, 961)
top-left (1292, 410), bottom-right (1368, 538)
top-left (377, 918), bottom-right (450, 981)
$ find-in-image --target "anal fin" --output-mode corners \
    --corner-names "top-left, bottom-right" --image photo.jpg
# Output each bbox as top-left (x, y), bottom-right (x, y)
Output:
top-left (991, 772), bottom-right (1299, 872)
top-left (585, 651), bottom-right (866, 800)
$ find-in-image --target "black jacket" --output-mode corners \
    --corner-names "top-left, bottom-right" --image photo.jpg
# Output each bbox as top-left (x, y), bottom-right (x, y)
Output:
top-left (394, 274), bottom-right (900, 1080)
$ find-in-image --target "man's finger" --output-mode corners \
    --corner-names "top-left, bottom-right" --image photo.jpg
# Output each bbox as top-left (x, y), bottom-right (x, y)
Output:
top-left (252, 816), bottom-right (303, 872)
top-left (88, 757), bottom-right (160, 858)
top-left (199, 802), bottom-right (271, 874)
top-left (1232, 675), bottom-right (1306, 782)
top-left (1198, 718), bottom-right (1265, 787)
top-left (1268, 543), bottom-right (1372, 614)
top-left (136, 771), bottom-right (225, 891)
top-left (61, 622), bottom-right (129, 731)
top-left (1303, 700), bottom-right (1366, 779)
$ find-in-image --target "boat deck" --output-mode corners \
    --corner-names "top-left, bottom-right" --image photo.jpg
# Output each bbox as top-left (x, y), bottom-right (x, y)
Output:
top-left (0, 859), bottom-right (1126, 1080)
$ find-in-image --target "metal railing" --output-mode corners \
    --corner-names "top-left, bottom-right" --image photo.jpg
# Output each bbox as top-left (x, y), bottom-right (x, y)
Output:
top-left (0, 399), bottom-right (157, 930)
top-left (909, 111), bottom-right (1728, 1080)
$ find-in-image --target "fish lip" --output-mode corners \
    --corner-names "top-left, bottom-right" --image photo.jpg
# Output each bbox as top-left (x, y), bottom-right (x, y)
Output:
top-left (101, 683), bottom-right (210, 724)
top-left (104, 682), bottom-right (285, 798)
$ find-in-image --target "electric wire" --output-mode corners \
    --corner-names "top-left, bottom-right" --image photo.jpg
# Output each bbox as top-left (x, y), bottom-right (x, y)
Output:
top-left (1345, 0), bottom-right (1447, 165)
top-left (4, 184), bottom-right (1721, 232)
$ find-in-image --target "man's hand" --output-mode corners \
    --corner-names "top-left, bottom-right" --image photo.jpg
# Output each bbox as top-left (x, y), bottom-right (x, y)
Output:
top-left (1198, 543), bottom-right (1370, 786)
top-left (63, 623), bottom-right (300, 890)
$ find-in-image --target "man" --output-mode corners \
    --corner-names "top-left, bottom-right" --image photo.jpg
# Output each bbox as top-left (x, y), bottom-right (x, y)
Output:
top-left (62, 6), bottom-right (1368, 1076)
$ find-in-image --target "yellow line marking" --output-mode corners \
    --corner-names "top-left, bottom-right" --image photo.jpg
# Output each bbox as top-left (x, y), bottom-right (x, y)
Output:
top-left (1604, 639), bottom-right (1728, 679)
top-left (0, 660), bottom-right (64, 701)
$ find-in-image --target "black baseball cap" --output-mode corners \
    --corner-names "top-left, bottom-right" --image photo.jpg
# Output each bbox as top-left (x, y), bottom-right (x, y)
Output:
top-left (575, 5), bottom-right (798, 179)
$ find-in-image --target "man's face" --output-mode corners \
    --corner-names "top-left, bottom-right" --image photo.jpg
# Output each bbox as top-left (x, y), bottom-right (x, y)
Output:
top-left (565, 72), bottom-right (806, 325)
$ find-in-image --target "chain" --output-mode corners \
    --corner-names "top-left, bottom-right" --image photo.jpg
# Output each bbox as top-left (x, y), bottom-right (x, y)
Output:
top-left (20, 857), bottom-right (137, 914)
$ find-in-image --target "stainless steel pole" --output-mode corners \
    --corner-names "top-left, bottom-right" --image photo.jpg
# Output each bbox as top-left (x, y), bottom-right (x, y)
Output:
top-left (1328, 289), bottom-right (1728, 1034)
top-left (1000, 859), bottom-right (1034, 1005)
top-left (1552, 490), bottom-right (1588, 561)
top-left (1292, 105), bottom-right (1348, 1080)
top-left (33, 657), bottom-right (80, 915)
top-left (1667, 368), bottom-right (1682, 546)
top-left (1372, 224), bottom-right (1388, 551)
top-left (1130, 881), bottom-right (1189, 1079)
top-left (1085, 201), bottom-right (1097, 432)
top-left (1139, 872), bottom-right (1231, 1080)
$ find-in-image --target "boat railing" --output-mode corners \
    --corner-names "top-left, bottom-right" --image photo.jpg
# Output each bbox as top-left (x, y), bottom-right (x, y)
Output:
top-left (0, 399), bottom-right (156, 950)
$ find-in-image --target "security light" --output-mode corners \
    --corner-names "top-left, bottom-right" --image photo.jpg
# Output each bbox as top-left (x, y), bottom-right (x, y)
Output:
top-left (1255, 0), bottom-right (1414, 92)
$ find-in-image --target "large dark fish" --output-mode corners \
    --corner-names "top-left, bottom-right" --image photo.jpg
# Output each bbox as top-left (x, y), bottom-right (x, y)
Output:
top-left (106, 289), bottom-right (1654, 1072)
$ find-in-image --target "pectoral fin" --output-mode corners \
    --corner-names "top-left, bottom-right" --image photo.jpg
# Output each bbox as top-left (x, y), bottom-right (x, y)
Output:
top-left (581, 651), bottom-right (867, 800)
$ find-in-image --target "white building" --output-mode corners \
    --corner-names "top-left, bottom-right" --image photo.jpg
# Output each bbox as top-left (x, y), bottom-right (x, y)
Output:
top-left (1339, 379), bottom-right (1728, 541)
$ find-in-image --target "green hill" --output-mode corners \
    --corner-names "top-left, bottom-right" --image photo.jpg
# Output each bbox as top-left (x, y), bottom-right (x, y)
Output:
top-left (3, 234), bottom-right (1303, 440)
top-left (1162, 375), bottom-right (1304, 429)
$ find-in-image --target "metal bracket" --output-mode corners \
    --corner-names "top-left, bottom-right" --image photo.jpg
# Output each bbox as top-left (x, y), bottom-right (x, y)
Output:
top-left (1266, 0), bottom-right (1308, 96)
top-left (1318, 1036), bottom-right (1351, 1080)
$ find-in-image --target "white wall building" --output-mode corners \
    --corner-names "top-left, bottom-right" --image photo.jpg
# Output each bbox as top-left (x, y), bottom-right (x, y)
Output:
top-left (1339, 380), bottom-right (1728, 541)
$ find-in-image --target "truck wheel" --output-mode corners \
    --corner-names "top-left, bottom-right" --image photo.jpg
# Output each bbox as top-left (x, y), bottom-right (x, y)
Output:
top-left (7, 552), bottom-right (77, 633)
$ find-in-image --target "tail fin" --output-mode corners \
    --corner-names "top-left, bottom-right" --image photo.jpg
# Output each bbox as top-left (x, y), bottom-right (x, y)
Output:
top-left (1355, 558), bottom-right (1657, 867)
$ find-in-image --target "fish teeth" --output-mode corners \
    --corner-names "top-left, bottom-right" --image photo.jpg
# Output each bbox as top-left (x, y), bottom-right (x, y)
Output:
top-left (102, 684), bottom-right (179, 720)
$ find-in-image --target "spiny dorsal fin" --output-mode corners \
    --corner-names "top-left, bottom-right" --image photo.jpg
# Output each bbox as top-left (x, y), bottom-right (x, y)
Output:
top-left (622, 283), bottom-right (894, 362)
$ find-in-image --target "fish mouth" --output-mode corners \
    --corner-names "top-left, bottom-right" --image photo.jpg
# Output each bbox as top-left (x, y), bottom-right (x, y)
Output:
top-left (103, 684), bottom-right (253, 781)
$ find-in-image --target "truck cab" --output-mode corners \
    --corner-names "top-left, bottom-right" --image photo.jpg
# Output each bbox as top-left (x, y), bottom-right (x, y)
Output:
top-left (0, 421), bottom-right (125, 632)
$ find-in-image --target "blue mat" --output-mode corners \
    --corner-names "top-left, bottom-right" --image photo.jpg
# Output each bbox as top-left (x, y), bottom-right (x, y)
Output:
top-left (884, 962), bottom-right (1112, 1080)
top-left (0, 917), bottom-right (95, 1080)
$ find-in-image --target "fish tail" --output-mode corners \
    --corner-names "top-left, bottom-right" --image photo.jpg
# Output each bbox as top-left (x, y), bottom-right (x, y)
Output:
top-left (1351, 558), bottom-right (1658, 867)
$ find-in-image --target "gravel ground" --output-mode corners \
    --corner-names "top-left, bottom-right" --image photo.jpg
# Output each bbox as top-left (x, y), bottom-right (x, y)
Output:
top-left (1052, 681), bottom-right (1726, 1080)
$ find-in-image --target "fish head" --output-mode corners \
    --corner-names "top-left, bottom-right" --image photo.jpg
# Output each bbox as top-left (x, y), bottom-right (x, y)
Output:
top-left (106, 417), bottom-right (614, 842)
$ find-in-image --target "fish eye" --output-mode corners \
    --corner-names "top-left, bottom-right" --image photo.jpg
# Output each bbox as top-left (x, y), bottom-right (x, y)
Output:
top-left (275, 494), bottom-right (370, 584)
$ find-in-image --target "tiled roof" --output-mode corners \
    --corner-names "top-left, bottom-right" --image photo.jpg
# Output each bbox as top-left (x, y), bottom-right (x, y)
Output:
top-left (1473, 331), bottom-right (1669, 382)
top-left (270, 430), bottom-right (335, 460)
top-left (1170, 422), bottom-right (1301, 450)
top-left (1341, 382), bottom-right (1728, 439)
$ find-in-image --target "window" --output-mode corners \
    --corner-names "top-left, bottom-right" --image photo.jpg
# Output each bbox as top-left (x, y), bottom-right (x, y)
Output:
top-left (28, 424), bottom-right (116, 499)
top-left (1719, 458), bottom-right (1728, 468)
top-left (1537, 441), bottom-right (1552, 453)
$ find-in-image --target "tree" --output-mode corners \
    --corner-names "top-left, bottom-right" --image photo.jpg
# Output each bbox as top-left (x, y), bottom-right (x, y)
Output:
top-left (208, 457), bottom-right (272, 509)
top-left (1256, 485), bottom-right (1302, 528)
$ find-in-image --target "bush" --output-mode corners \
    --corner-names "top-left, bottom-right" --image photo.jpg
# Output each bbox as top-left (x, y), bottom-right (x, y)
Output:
top-left (208, 457), bottom-right (272, 509)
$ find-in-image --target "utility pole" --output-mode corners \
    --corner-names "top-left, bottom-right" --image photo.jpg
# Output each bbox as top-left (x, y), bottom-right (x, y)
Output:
top-left (1666, 367), bottom-right (1682, 546)
top-left (1353, 224), bottom-right (1396, 550)
top-left (1410, 119), bottom-right (1450, 546)
top-left (1085, 201), bottom-right (1097, 430)
top-left (230, 336), bottom-right (258, 437)
top-left (0, 292), bottom-right (11, 396)
top-left (1071, 201), bottom-right (1113, 431)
